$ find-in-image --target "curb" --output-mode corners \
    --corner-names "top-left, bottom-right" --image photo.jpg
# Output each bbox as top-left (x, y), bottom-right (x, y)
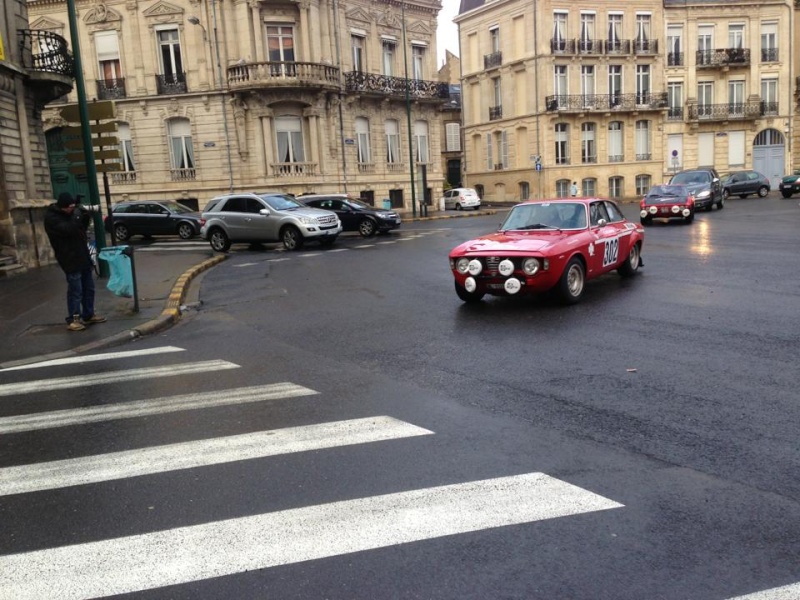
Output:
top-left (408, 209), bottom-right (501, 222)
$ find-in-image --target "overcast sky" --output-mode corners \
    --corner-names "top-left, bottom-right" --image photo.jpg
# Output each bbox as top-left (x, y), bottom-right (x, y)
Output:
top-left (437, 0), bottom-right (460, 67)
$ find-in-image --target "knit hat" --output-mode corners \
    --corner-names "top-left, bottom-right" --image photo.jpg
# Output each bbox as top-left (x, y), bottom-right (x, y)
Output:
top-left (56, 192), bottom-right (76, 208)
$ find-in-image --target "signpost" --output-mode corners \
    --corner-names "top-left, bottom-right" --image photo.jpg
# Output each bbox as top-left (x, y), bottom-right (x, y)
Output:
top-left (671, 149), bottom-right (680, 175)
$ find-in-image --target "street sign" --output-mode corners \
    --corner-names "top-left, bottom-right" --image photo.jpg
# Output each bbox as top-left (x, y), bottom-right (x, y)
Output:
top-left (67, 149), bottom-right (121, 162)
top-left (64, 136), bottom-right (119, 150)
top-left (68, 163), bottom-right (122, 175)
top-left (535, 163), bottom-right (542, 171)
top-left (59, 101), bottom-right (117, 122)
top-left (63, 122), bottom-right (118, 135)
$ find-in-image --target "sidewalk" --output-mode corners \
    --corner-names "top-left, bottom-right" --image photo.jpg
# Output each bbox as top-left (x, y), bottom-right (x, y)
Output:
top-left (0, 207), bottom-right (505, 369)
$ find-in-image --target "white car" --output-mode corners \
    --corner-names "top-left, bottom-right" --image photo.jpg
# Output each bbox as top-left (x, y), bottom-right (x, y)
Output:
top-left (442, 188), bottom-right (481, 211)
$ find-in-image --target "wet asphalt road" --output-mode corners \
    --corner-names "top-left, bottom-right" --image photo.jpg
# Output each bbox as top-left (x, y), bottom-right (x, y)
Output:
top-left (1, 194), bottom-right (799, 599)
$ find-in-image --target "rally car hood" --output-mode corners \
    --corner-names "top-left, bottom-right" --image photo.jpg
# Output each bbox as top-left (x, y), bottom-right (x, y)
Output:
top-left (451, 230), bottom-right (571, 255)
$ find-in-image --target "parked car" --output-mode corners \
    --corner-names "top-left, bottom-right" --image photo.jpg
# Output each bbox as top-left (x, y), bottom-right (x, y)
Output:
top-left (448, 198), bottom-right (644, 305)
top-left (201, 193), bottom-right (342, 252)
top-left (668, 168), bottom-right (724, 211)
top-left (720, 170), bottom-right (770, 199)
top-left (441, 188), bottom-right (481, 211)
top-left (640, 184), bottom-right (695, 225)
top-left (778, 169), bottom-right (800, 198)
top-left (104, 200), bottom-right (204, 241)
top-left (298, 194), bottom-right (401, 237)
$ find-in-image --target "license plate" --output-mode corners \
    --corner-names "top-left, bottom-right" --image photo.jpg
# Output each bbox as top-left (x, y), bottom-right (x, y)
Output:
top-left (660, 207), bottom-right (670, 214)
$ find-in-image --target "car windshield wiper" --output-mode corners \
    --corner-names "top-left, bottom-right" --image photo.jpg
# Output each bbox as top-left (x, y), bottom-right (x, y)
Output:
top-left (516, 223), bottom-right (559, 230)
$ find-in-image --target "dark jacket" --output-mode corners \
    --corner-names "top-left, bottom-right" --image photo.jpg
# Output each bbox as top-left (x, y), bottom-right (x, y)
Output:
top-left (44, 204), bottom-right (92, 274)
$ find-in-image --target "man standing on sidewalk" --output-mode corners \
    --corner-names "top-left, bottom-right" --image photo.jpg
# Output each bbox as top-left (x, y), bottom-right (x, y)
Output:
top-left (44, 192), bottom-right (106, 331)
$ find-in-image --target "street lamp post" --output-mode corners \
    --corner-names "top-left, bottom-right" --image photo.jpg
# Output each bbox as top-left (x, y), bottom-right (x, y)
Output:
top-left (401, 1), bottom-right (417, 218)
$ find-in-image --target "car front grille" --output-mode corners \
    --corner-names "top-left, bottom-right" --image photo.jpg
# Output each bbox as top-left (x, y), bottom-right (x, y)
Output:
top-left (484, 256), bottom-right (501, 276)
top-left (317, 215), bottom-right (338, 226)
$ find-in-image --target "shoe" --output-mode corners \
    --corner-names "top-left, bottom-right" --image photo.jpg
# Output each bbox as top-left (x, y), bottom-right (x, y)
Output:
top-left (67, 319), bottom-right (86, 332)
top-left (84, 314), bottom-right (107, 324)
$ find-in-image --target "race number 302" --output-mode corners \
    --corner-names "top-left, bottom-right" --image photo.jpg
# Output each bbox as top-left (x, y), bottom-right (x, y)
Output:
top-left (603, 237), bottom-right (619, 267)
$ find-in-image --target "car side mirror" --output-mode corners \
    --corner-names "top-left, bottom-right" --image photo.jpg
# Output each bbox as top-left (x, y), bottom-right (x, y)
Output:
top-left (712, 178), bottom-right (720, 184)
top-left (259, 208), bottom-right (270, 216)
top-left (597, 218), bottom-right (607, 227)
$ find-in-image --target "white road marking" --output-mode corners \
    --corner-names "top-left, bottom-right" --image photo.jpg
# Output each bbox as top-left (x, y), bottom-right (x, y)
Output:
top-left (326, 248), bottom-right (349, 253)
top-left (727, 584), bottom-right (800, 599)
top-left (299, 253), bottom-right (321, 258)
top-left (0, 416), bottom-right (432, 496)
top-left (396, 237), bottom-right (414, 242)
top-left (0, 473), bottom-right (622, 599)
top-left (267, 258), bottom-right (290, 262)
top-left (354, 244), bottom-right (375, 248)
top-left (0, 360), bottom-right (239, 398)
top-left (378, 241), bottom-right (397, 245)
top-left (233, 262), bottom-right (259, 268)
top-left (0, 346), bottom-right (185, 372)
top-left (0, 383), bottom-right (317, 435)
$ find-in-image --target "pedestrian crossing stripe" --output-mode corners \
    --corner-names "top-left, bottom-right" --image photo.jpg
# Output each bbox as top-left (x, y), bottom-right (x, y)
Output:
top-left (0, 473), bottom-right (623, 600)
top-left (0, 346), bottom-right (186, 372)
top-left (0, 360), bottom-right (239, 397)
top-left (0, 383), bottom-right (317, 435)
top-left (726, 584), bottom-right (800, 599)
top-left (0, 416), bottom-right (432, 496)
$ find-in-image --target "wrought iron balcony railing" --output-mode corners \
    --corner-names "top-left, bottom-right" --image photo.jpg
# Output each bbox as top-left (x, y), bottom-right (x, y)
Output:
top-left (228, 61), bottom-right (339, 91)
top-left (633, 39), bottom-right (658, 55)
top-left (668, 107), bottom-right (684, 120)
top-left (545, 92), bottom-right (668, 112)
top-left (577, 39), bottom-right (603, 55)
top-left (489, 105), bottom-right (502, 120)
top-left (345, 72), bottom-right (449, 102)
top-left (18, 29), bottom-right (74, 78)
top-left (761, 48), bottom-right (778, 62)
top-left (170, 167), bottom-right (196, 181)
top-left (96, 78), bottom-right (126, 100)
top-left (605, 40), bottom-right (631, 54)
top-left (696, 48), bottom-right (750, 68)
top-left (687, 101), bottom-right (764, 121)
top-left (550, 39), bottom-right (576, 54)
top-left (667, 52), bottom-right (684, 67)
top-left (156, 72), bottom-right (187, 95)
top-left (484, 51), bottom-right (502, 69)
top-left (550, 38), bottom-right (658, 56)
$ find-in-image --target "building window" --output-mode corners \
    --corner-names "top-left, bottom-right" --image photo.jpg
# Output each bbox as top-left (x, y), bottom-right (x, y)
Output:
top-left (555, 123), bottom-right (569, 165)
top-left (667, 25), bottom-right (683, 66)
top-left (608, 65), bottom-right (622, 106)
top-left (579, 13), bottom-right (595, 53)
top-left (382, 40), bottom-right (395, 76)
top-left (118, 122), bottom-right (135, 172)
top-left (635, 65), bottom-right (650, 104)
top-left (761, 78), bottom-right (778, 115)
top-left (355, 117), bottom-right (371, 164)
top-left (607, 15), bottom-right (623, 52)
top-left (729, 80), bottom-right (745, 116)
top-left (635, 14), bottom-right (651, 52)
top-left (351, 35), bottom-right (365, 72)
top-left (385, 119), bottom-right (401, 163)
top-left (519, 181), bottom-right (530, 200)
top-left (728, 24), bottom-right (744, 50)
top-left (635, 120), bottom-right (650, 160)
top-left (96, 30), bottom-right (121, 81)
top-left (168, 118), bottom-right (194, 175)
top-left (608, 121), bottom-right (623, 162)
top-left (581, 122), bottom-right (596, 164)
top-left (267, 26), bottom-right (295, 63)
top-left (761, 23), bottom-right (778, 62)
top-left (698, 26), bottom-right (713, 65)
top-left (635, 174), bottom-right (651, 196)
top-left (445, 122), bottom-right (461, 152)
top-left (608, 176), bottom-right (623, 198)
top-left (582, 178), bottom-right (596, 197)
top-left (668, 82), bottom-right (683, 120)
top-left (554, 65), bottom-right (567, 107)
top-left (495, 130), bottom-right (508, 169)
top-left (493, 77), bottom-right (502, 109)
top-left (581, 65), bottom-right (595, 108)
top-left (412, 45), bottom-right (424, 80)
top-left (275, 115), bottom-right (305, 163)
top-left (698, 81), bottom-right (714, 116)
top-left (552, 13), bottom-right (567, 52)
top-left (414, 120), bottom-right (429, 163)
top-left (555, 179), bottom-right (570, 198)
top-left (490, 27), bottom-right (500, 53)
top-left (157, 28), bottom-right (183, 78)
top-left (486, 133), bottom-right (493, 170)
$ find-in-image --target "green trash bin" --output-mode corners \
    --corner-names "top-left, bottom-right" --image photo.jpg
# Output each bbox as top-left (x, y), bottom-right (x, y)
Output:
top-left (382, 199), bottom-right (392, 210)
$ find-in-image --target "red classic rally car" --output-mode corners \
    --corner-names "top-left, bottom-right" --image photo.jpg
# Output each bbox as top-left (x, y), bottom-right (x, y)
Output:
top-left (448, 198), bottom-right (645, 304)
top-left (639, 184), bottom-right (695, 225)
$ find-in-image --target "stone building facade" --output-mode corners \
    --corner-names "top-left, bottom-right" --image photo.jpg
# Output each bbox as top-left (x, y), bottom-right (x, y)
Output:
top-left (456, 0), bottom-right (797, 203)
top-left (0, 0), bottom-right (73, 270)
top-left (30, 0), bottom-right (448, 214)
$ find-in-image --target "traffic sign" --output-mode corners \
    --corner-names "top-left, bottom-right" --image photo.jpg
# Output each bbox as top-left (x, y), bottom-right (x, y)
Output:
top-left (66, 149), bottom-right (121, 162)
top-left (59, 101), bottom-right (117, 122)
top-left (63, 122), bottom-right (118, 135)
top-left (64, 136), bottom-right (119, 150)
top-left (68, 163), bottom-right (122, 175)
top-left (535, 163), bottom-right (542, 171)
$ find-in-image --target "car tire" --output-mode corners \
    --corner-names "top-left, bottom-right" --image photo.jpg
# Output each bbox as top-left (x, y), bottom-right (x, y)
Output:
top-left (618, 242), bottom-right (642, 278)
top-left (717, 196), bottom-right (725, 209)
top-left (781, 191), bottom-right (793, 198)
top-left (455, 203), bottom-right (462, 211)
top-left (684, 212), bottom-right (694, 224)
top-left (757, 186), bottom-right (769, 198)
top-left (209, 228), bottom-right (231, 252)
top-left (281, 225), bottom-right (304, 251)
top-left (640, 216), bottom-right (652, 226)
top-left (358, 219), bottom-right (377, 238)
top-left (722, 188), bottom-right (730, 200)
top-left (556, 256), bottom-right (585, 305)
top-left (177, 222), bottom-right (194, 239)
top-left (474, 205), bottom-right (480, 211)
top-left (454, 280), bottom-right (484, 303)
top-left (114, 223), bottom-right (130, 242)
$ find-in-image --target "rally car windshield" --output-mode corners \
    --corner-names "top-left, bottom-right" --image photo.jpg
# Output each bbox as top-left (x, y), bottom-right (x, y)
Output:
top-left (501, 202), bottom-right (587, 231)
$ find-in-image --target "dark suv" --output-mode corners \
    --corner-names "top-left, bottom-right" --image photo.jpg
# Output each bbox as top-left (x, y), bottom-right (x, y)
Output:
top-left (668, 168), bottom-right (724, 211)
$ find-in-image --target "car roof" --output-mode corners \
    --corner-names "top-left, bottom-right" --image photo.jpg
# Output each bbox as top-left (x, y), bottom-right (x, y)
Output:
top-left (515, 197), bottom-right (605, 206)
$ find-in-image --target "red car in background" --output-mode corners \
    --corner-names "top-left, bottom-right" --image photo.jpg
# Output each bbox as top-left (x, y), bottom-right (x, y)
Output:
top-left (639, 184), bottom-right (695, 225)
top-left (448, 198), bottom-right (645, 305)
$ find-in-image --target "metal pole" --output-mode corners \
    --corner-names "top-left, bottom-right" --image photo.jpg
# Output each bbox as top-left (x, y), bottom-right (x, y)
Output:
top-left (401, 1), bottom-right (416, 218)
top-left (211, 0), bottom-right (234, 193)
top-left (332, 0), bottom-right (349, 193)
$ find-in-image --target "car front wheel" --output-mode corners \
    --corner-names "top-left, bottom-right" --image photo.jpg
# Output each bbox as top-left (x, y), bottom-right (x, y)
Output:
top-left (114, 223), bottom-right (130, 241)
top-left (722, 188), bottom-right (730, 200)
top-left (455, 203), bottom-right (462, 211)
top-left (281, 225), bottom-right (304, 251)
top-left (556, 257), bottom-right (585, 304)
top-left (618, 242), bottom-right (641, 277)
top-left (209, 228), bottom-right (231, 252)
top-left (716, 196), bottom-right (725, 210)
top-left (781, 191), bottom-right (793, 198)
top-left (757, 186), bottom-right (769, 198)
top-left (454, 280), bottom-right (484, 303)
top-left (177, 222), bottom-right (195, 239)
top-left (358, 219), bottom-right (376, 237)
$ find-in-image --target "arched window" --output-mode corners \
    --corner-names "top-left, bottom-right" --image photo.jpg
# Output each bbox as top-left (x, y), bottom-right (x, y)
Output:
top-left (608, 176), bottom-right (623, 198)
top-left (608, 122), bottom-right (623, 162)
top-left (581, 123), bottom-right (596, 163)
top-left (275, 115), bottom-right (305, 163)
top-left (355, 117), bottom-right (371, 164)
top-left (635, 174), bottom-right (651, 196)
top-left (582, 178), bottom-right (597, 197)
top-left (414, 120), bottom-right (429, 163)
top-left (555, 123), bottom-right (569, 165)
top-left (519, 181), bottom-right (530, 200)
top-left (167, 118), bottom-right (195, 180)
top-left (385, 119), bottom-right (401, 164)
top-left (117, 122), bottom-right (135, 173)
top-left (556, 179), bottom-right (570, 198)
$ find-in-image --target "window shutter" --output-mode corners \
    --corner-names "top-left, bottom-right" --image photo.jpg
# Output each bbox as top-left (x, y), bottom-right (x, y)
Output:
top-left (486, 134), bottom-right (493, 170)
top-left (501, 131), bottom-right (509, 167)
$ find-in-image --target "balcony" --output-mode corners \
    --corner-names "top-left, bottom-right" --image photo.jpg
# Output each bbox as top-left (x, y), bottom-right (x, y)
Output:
top-left (489, 105), bottom-right (502, 120)
top-left (577, 39), bottom-right (603, 55)
top-left (270, 162), bottom-right (318, 177)
top-left (156, 73), bottom-right (187, 95)
top-left (761, 48), bottom-right (778, 63)
top-left (345, 72), bottom-right (449, 103)
top-left (605, 40), bottom-right (631, 55)
top-left (545, 92), bottom-right (668, 112)
top-left (550, 38), bottom-right (658, 56)
top-left (170, 168), bottom-right (196, 181)
top-left (668, 107), bottom-right (684, 121)
top-left (229, 61), bottom-right (340, 92)
top-left (17, 29), bottom-right (74, 103)
top-left (687, 101), bottom-right (764, 121)
top-left (696, 48), bottom-right (750, 68)
top-left (484, 51), bottom-right (502, 70)
top-left (633, 39), bottom-right (658, 55)
top-left (110, 171), bottom-right (137, 185)
top-left (96, 78), bottom-right (126, 100)
top-left (667, 52), bottom-right (684, 67)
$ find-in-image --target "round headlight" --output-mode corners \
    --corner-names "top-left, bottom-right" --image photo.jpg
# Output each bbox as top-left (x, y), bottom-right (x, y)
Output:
top-left (467, 259), bottom-right (483, 276)
top-left (649, 206), bottom-right (658, 214)
top-left (498, 259), bottom-right (514, 277)
top-left (640, 210), bottom-right (647, 218)
top-left (504, 278), bottom-right (522, 294)
top-left (671, 205), bottom-right (680, 213)
top-left (464, 276), bottom-right (477, 292)
top-left (455, 257), bottom-right (470, 274)
top-left (521, 258), bottom-right (539, 275)
top-left (682, 208), bottom-right (691, 217)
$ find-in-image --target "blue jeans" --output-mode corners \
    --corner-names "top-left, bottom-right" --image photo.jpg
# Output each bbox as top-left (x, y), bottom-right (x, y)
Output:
top-left (65, 267), bottom-right (96, 323)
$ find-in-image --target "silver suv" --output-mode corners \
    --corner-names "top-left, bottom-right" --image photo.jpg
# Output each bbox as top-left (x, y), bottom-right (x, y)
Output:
top-left (201, 193), bottom-right (342, 252)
